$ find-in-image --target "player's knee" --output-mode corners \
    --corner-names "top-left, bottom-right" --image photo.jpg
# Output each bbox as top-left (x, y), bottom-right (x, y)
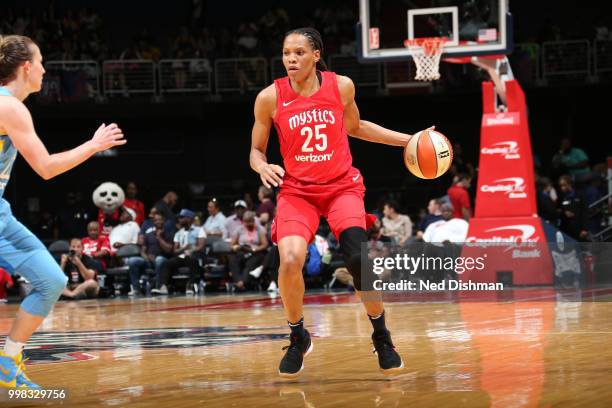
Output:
top-left (339, 227), bottom-right (367, 261)
top-left (279, 248), bottom-right (305, 274)
top-left (19, 251), bottom-right (68, 317)
top-left (339, 227), bottom-right (367, 290)
top-left (45, 267), bottom-right (68, 299)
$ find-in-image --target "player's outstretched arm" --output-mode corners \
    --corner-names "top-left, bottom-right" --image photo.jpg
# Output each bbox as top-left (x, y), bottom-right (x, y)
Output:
top-left (337, 75), bottom-right (433, 147)
top-left (0, 99), bottom-right (125, 180)
top-left (250, 85), bottom-right (285, 188)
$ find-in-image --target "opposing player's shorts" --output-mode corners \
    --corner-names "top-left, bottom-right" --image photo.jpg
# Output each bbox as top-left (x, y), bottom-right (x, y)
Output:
top-left (0, 198), bottom-right (67, 316)
top-left (271, 167), bottom-right (366, 243)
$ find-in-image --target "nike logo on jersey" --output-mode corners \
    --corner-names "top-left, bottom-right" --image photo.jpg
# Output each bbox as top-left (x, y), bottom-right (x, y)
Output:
top-left (283, 100), bottom-right (296, 107)
top-left (352, 173), bottom-right (360, 182)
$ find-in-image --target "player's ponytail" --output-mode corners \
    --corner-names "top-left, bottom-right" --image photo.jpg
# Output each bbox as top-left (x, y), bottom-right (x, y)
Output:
top-left (0, 35), bottom-right (35, 85)
top-left (284, 28), bottom-right (328, 71)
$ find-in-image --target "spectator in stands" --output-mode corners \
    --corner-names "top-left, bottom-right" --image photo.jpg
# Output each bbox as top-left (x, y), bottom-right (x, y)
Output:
top-left (173, 26), bottom-right (197, 58)
top-left (196, 27), bottom-right (216, 59)
top-left (558, 175), bottom-right (589, 240)
top-left (125, 212), bottom-right (174, 296)
top-left (583, 164), bottom-right (606, 235)
top-left (141, 206), bottom-right (176, 237)
top-left (153, 209), bottom-right (205, 295)
top-left (255, 185), bottom-right (275, 227)
top-left (422, 203), bottom-right (469, 243)
top-left (224, 200), bottom-right (261, 240)
top-left (154, 191), bottom-right (178, 225)
top-left (109, 207), bottom-right (140, 250)
top-left (367, 214), bottom-right (392, 244)
top-left (381, 200), bottom-right (413, 246)
top-left (536, 177), bottom-right (559, 224)
top-left (236, 23), bottom-right (259, 57)
top-left (137, 29), bottom-right (162, 62)
top-left (172, 49), bottom-right (188, 89)
top-left (552, 137), bottom-right (590, 183)
top-left (123, 181), bottom-right (145, 225)
top-left (139, 212), bottom-right (174, 287)
top-left (228, 211), bottom-right (268, 290)
top-left (81, 221), bottom-right (111, 270)
top-left (447, 174), bottom-right (472, 221)
top-left (108, 207), bottom-right (143, 294)
top-left (203, 198), bottom-right (226, 237)
top-left (416, 199), bottom-right (444, 239)
top-left (60, 238), bottom-right (100, 299)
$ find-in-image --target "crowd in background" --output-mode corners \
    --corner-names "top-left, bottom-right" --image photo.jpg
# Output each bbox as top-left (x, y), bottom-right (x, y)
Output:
top-left (2, 1), bottom-right (609, 64)
top-left (1, 132), bottom-right (605, 303)
top-left (0, 2), bottom-right (357, 63)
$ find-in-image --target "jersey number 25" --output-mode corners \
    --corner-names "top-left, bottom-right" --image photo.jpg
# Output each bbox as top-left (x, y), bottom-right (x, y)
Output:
top-left (300, 124), bottom-right (328, 152)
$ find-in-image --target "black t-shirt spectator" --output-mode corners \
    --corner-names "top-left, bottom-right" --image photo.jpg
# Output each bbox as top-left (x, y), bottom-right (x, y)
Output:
top-left (143, 228), bottom-right (174, 257)
top-left (559, 191), bottom-right (588, 240)
top-left (64, 255), bottom-right (99, 285)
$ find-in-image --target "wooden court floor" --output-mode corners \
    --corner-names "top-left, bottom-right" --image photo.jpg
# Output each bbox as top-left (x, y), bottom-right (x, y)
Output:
top-left (1, 288), bottom-right (612, 407)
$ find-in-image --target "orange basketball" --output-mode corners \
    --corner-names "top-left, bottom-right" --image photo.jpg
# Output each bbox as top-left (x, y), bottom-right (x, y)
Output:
top-left (404, 129), bottom-right (453, 179)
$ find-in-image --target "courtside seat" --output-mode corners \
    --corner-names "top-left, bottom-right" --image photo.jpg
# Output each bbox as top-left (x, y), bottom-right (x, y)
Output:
top-left (47, 240), bottom-right (70, 262)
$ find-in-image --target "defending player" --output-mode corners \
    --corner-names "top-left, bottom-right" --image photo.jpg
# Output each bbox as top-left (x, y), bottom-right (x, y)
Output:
top-left (0, 35), bottom-right (125, 388)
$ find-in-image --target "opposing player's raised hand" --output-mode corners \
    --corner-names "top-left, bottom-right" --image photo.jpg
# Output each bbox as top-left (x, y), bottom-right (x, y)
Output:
top-left (91, 123), bottom-right (126, 152)
top-left (258, 163), bottom-right (285, 188)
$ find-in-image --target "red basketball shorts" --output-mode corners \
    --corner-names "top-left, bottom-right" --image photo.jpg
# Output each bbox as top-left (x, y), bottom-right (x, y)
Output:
top-left (271, 167), bottom-right (366, 243)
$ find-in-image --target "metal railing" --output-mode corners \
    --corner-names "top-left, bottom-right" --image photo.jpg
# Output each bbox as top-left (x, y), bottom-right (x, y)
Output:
top-left (329, 55), bottom-right (381, 87)
top-left (41, 61), bottom-right (99, 102)
top-left (102, 59), bottom-right (156, 95)
top-left (594, 39), bottom-right (612, 75)
top-left (33, 41), bottom-right (612, 99)
top-left (214, 58), bottom-right (268, 93)
top-left (542, 40), bottom-right (590, 80)
top-left (158, 59), bottom-right (212, 93)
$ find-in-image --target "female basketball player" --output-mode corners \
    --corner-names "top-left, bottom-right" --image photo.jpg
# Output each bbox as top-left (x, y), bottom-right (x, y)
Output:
top-left (0, 35), bottom-right (125, 388)
top-left (250, 28), bottom-right (434, 377)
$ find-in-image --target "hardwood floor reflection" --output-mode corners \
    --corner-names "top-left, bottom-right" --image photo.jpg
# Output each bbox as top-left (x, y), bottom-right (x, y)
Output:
top-left (1, 289), bottom-right (611, 407)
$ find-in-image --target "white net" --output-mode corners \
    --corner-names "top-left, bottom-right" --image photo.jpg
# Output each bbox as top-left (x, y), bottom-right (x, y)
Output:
top-left (404, 38), bottom-right (447, 81)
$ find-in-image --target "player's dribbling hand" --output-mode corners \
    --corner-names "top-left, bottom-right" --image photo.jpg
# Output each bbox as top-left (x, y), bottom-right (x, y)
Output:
top-left (91, 123), bottom-right (126, 152)
top-left (258, 163), bottom-right (285, 188)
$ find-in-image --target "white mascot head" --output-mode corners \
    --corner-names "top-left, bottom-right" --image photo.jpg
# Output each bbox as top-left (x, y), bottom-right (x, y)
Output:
top-left (92, 182), bottom-right (125, 214)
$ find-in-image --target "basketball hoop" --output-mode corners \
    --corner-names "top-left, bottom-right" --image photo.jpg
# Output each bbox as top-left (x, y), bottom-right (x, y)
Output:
top-left (404, 37), bottom-right (448, 81)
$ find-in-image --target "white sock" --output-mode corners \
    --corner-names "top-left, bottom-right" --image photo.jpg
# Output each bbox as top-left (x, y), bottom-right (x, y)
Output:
top-left (3, 337), bottom-right (25, 357)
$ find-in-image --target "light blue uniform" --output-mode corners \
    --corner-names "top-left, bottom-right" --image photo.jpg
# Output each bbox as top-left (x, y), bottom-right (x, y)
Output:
top-left (0, 86), bottom-right (67, 316)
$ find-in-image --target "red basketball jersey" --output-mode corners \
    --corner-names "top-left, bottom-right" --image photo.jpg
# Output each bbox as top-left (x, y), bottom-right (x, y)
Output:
top-left (273, 71), bottom-right (353, 184)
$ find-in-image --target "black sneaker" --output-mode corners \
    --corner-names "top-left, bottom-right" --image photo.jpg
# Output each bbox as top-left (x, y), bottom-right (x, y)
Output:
top-left (279, 329), bottom-right (313, 378)
top-left (372, 330), bottom-right (404, 375)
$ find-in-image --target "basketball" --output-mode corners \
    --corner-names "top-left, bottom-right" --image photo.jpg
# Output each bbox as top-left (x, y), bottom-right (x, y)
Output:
top-left (404, 129), bottom-right (453, 179)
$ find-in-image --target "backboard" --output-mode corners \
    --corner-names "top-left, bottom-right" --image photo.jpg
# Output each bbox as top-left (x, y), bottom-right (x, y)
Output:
top-left (357, 0), bottom-right (512, 62)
